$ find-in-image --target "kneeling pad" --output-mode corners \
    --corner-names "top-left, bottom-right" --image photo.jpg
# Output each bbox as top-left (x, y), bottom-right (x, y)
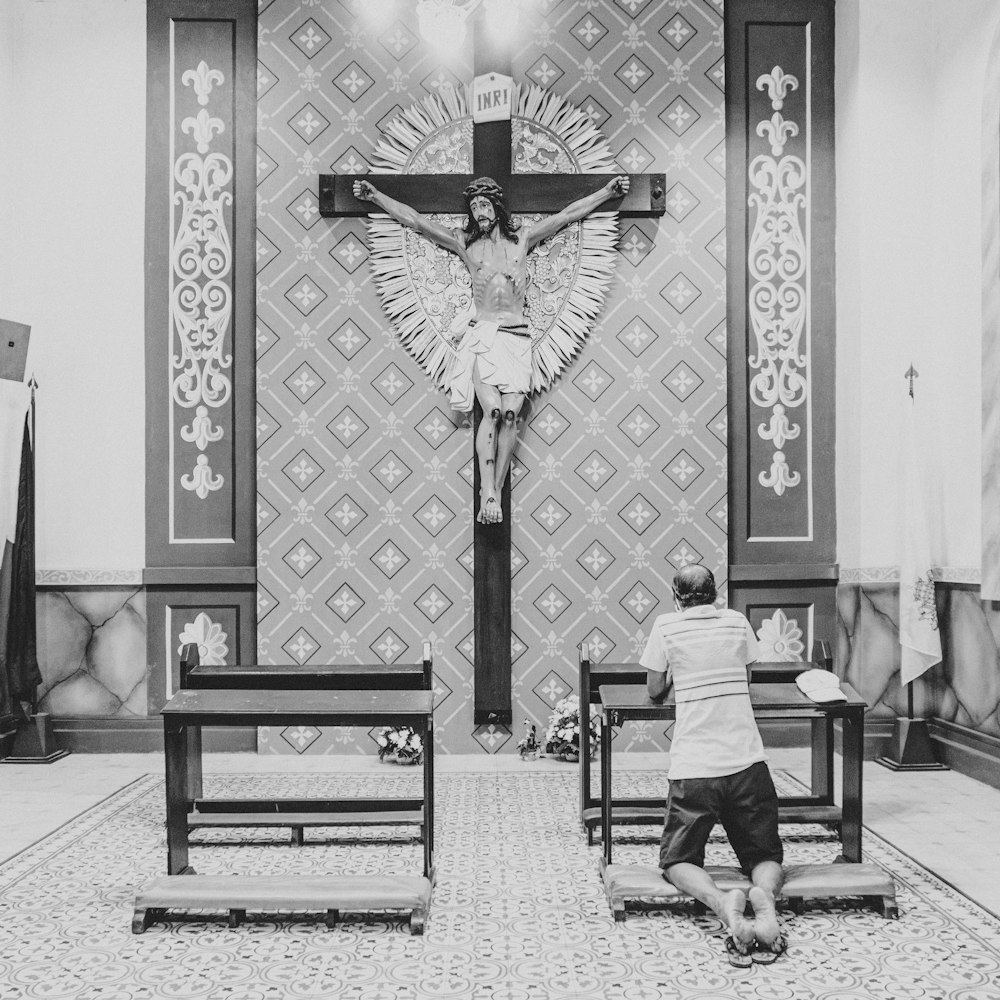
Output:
top-left (603, 863), bottom-right (751, 899)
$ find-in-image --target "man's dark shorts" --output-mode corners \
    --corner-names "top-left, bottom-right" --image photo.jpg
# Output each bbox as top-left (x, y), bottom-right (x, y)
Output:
top-left (659, 760), bottom-right (783, 875)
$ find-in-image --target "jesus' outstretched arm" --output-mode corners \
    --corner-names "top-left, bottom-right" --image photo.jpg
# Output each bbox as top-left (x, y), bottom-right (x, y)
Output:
top-left (353, 178), bottom-right (465, 257)
top-left (523, 175), bottom-right (629, 250)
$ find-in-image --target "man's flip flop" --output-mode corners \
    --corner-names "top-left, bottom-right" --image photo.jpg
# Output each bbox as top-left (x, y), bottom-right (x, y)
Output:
top-left (751, 932), bottom-right (788, 964)
top-left (725, 936), bottom-right (753, 968)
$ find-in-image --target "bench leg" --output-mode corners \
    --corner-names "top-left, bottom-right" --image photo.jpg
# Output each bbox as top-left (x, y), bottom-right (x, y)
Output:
top-left (291, 826), bottom-right (304, 847)
top-left (612, 900), bottom-right (626, 923)
top-left (865, 894), bottom-right (898, 919)
top-left (229, 909), bottom-right (245, 928)
top-left (132, 907), bottom-right (151, 934)
top-left (325, 909), bottom-right (338, 929)
top-left (410, 906), bottom-right (427, 936)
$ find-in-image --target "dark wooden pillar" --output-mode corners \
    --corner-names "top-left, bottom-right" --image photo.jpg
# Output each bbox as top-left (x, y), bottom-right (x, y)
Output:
top-left (144, 0), bottom-right (258, 716)
top-left (726, 1), bottom-right (839, 655)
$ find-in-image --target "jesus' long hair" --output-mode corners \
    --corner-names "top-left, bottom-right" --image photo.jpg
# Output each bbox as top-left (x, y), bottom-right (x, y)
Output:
top-left (461, 180), bottom-right (520, 248)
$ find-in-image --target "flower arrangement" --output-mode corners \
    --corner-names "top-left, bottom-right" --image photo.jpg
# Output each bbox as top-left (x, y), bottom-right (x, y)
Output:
top-left (544, 694), bottom-right (599, 761)
top-left (516, 720), bottom-right (541, 760)
top-left (375, 725), bottom-right (423, 765)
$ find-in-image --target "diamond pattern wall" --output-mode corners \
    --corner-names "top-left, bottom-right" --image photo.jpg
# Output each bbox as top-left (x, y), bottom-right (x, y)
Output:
top-left (256, 0), bottom-right (726, 754)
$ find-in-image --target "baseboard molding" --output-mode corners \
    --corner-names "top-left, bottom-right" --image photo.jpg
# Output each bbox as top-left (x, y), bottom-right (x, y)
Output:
top-left (928, 719), bottom-right (1000, 791)
top-left (51, 718), bottom-right (257, 753)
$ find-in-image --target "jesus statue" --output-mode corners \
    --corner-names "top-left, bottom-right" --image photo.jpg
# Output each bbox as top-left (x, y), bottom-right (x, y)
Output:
top-left (352, 174), bottom-right (629, 524)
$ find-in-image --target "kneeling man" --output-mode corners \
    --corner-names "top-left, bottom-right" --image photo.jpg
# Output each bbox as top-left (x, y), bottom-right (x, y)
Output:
top-left (641, 564), bottom-right (787, 966)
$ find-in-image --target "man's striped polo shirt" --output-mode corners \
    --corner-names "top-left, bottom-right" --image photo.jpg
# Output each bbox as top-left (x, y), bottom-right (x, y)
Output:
top-left (640, 604), bottom-right (766, 780)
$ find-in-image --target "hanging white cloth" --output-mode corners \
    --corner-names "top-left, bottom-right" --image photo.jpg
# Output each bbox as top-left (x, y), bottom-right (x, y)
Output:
top-left (0, 380), bottom-right (31, 545)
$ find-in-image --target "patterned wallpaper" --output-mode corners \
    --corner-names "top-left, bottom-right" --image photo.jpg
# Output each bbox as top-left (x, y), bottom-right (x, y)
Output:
top-left (255, 0), bottom-right (726, 754)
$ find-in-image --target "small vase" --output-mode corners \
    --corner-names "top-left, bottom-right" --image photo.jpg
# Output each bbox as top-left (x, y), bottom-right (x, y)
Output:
top-left (560, 750), bottom-right (580, 763)
top-left (519, 749), bottom-right (540, 761)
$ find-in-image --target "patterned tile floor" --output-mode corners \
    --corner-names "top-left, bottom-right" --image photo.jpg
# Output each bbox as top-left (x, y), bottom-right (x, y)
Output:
top-left (1, 752), bottom-right (1000, 999)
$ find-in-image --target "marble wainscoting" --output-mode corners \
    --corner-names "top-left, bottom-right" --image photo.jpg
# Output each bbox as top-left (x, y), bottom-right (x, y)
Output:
top-left (838, 580), bottom-right (1000, 767)
top-left (35, 587), bottom-right (148, 718)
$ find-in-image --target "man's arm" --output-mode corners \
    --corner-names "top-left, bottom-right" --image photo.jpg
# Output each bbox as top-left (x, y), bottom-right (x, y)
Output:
top-left (647, 668), bottom-right (670, 703)
top-left (524, 175), bottom-right (629, 250)
top-left (353, 179), bottom-right (465, 256)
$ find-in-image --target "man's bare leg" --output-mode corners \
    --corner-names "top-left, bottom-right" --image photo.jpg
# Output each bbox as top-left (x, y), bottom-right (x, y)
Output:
top-left (493, 392), bottom-right (526, 505)
top-left (748, 862), bottom-right (784, 949)
top-left (473, 372), bottom-right (503, 524)
top-left (665, 863), bottom-right (754, 947)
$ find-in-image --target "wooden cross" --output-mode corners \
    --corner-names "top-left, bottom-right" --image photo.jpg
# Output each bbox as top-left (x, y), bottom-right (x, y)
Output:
top-left (320, 12), bottom-right (665, 726)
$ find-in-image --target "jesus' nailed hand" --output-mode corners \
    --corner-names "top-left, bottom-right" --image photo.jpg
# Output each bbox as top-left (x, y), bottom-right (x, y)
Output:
top-left (352, 173), bottom-right (629, 525)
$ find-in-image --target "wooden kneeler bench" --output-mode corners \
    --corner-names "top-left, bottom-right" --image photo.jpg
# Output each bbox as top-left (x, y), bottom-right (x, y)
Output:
top-left (133, 873), bottom-right (434, 935)
top-left (602, 862), bottom-right (897, 922)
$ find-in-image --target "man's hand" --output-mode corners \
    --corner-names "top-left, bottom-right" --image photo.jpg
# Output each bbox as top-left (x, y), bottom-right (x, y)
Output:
top-left (610, 175), bottom-right (630, 197)
top-left (647, 668), bottom-right (669, 702)
top-left (353, 179), bottom-right (376, 201)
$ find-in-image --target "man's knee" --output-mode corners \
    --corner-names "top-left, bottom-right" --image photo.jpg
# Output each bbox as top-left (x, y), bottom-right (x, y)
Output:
top-left (490, 407), bottom-right (501, 424)
top-left (503, 408), bottom-right (516, 426)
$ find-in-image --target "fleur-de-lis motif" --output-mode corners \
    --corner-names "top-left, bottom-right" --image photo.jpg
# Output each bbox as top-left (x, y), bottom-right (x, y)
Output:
top-left (336, 367), bottom-right (360, 392)
top-left (180, 454), bottom-right (224, 498)
top-left (182, 60), bottom-right (224, 106)
top-left (539, 454), bottom-right (562, 481)
top-left (585, 498), bottom-right (608, 524)
top-left (756, 66), bottom-right (799, 110)
top-left (334, 542), bottom-right (357, 568)
top-left (627, 365), bottom-right (650, 391)
top-left (424, 544), bottom-right (445, 569)
top-left (426, 456), bottom-right (447, 481)
top-left (180, 405), bottom-right (224, 451)
top-left (630, 543), bottom-right (651, 568)
top-left (759, 450), bottom-right (801, 496)
top-left (336, 454), bottom-right (359, 480)
top-left (290, 586), bottom-right (313, 613)
top-left (379, 588), bottom-right (401, 613)
top-left (541, 544), bottom-right (563, 570)
top-left (381, 412), bottom-right (404, 437)
top-left (381, 499), bottom-right (402, 525)
top-left (293, 409), bottom-right (316, 437)
top-left (182, 108), bottom-right (226, 154)
top-left (585, 586), bottom-right (607, 612)
top-left (293, 323), bottom-right (316, 348)
top-left (672, 409), bottom-right (695, 436)
top-left (332, 630), bottom-right (358, 656)
top-left (758, 403), bottom-right (800, 449)
top-left (291, 497), bottom-right (314, 524)
top-left (542, 631), bottom-right (564, 656)
top-left (757, 112), bottom-right (799, 157)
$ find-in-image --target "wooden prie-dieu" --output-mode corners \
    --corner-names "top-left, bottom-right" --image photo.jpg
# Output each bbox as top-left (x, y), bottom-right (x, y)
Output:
top-left (132, 643), bottom-right (436, 934)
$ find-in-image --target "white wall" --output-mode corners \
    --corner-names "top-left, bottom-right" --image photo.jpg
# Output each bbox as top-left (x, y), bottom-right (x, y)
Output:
top-left (0, 0), bottom-right (146, 571)
top-left (836, 0), bottom-right (1000, 570)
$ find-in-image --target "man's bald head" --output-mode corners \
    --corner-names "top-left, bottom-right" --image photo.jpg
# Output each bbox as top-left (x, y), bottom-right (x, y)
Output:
top-left (672, 565), bottom-right (717, 609)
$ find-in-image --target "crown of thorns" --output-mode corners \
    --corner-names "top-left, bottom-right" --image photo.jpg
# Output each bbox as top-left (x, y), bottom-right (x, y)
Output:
top-left (463, 177), bottom-right (504, 203)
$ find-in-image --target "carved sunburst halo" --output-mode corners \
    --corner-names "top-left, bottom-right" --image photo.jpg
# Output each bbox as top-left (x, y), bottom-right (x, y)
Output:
top-left (365, 81), bottom-right (620, 397)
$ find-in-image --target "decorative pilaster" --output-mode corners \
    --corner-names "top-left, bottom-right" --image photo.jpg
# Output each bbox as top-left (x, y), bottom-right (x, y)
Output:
top-left (145, 1), bottom-right (257, 713)
top-left (726, 1), bottom-right (838, 653)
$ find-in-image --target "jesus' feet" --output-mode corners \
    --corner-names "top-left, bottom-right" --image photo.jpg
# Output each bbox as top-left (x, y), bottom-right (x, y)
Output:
top-left (477, 494), bottom-right (503, 524)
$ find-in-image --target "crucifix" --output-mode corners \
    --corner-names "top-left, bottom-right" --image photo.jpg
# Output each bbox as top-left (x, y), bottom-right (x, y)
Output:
top-left (320, 14), bottom-right (665, 726)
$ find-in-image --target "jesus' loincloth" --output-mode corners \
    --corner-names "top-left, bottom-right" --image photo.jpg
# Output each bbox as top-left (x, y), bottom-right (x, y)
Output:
top-left (443, 315), bottom-right (532, 412)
